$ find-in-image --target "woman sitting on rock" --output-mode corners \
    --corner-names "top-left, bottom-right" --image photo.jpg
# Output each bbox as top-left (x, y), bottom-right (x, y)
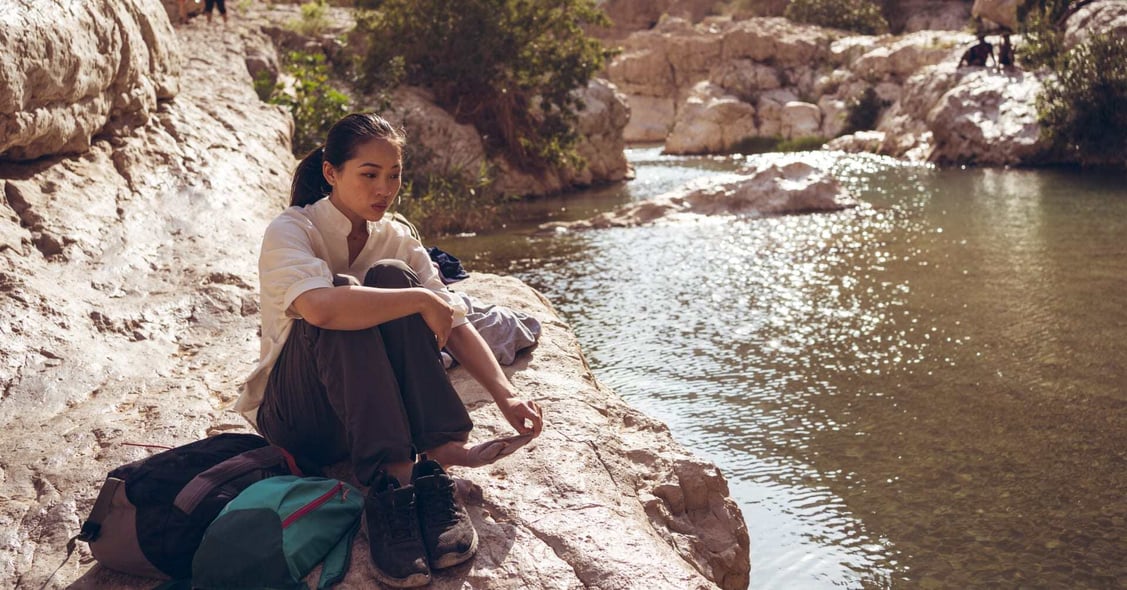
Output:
top-left (236, 112), bottom-right (544, 588)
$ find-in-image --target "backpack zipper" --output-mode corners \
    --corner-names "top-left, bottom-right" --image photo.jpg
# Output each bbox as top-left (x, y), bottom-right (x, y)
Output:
top-left (282, 481), bottom-right (343, 529)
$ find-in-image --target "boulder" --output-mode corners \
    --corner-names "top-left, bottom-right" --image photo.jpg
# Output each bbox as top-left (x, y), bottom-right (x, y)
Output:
top-left (623, 94), bottom-right (678, 142)
top-left (1064, 0), bottom-right (1127, 49)
top-left (390, 86), bottom-right (489, 184)
top-left (665, 82), bottom-right (757, 154)
top-left (781, 101), bottom-right (822, 139)
top-left (851, 31), bottom-right (971, 82)
top-left (926, 69), bottom-right (1048, 165)
top-left (489, 78), bottom-right (632, 197)
top-left (971, 0), bottom-right (1021, 31)
top-left (756, 88), bottom-right (800, 138)
top-left (540, 159), bottom-right (857, 231)
top-left (0, 0), bottom-right (181, 161)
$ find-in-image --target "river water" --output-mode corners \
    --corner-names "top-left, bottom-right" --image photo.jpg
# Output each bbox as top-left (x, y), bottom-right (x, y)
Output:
top-left (435, 147), bottom-right (1127, 589)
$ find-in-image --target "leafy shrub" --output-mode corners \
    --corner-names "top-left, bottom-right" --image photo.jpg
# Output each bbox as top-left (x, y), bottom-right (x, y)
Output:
top-left (784, 0), bottom-right (889, 35)
top-left (268, 51), bottom-right (351, 155)
top-left (355, 0), bottom-right (611, 172)
top-left (1037, 33), bottom-right (1127, 165)
top-left (286, 1), bottom-right (331, 36)
top-left (396, 143), bottom-right (501, 236)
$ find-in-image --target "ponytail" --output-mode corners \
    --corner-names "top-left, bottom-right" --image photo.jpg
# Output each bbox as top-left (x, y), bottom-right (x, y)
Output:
top-left (289, 146), bottom-right (331, 207)
top-left (287, 113), bottom-right (406, 209)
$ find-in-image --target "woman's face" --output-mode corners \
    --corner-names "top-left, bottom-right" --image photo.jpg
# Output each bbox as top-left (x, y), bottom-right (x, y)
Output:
top-left (323, 138), bottom-right (402, 226)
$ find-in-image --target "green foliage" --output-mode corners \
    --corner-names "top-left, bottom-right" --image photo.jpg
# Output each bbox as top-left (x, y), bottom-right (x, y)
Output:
top-left (784, 0), bottom-right (889, 35)
top-left (396, 144), bottom-right (501, 235)
top-left (843, 86), bottom-right (885, 134)
top-left (268, 51), bottom-right (351, 155)
top-left (1017, 2), bottom-right (1063, 68)
top-left (356, 0), bottom-right (612, 171)
top-left (730, 135), bottom-right (825, 154)
top-left (1037, 33), bottom-right (1127, 166)
top-left (253, 70), bottom-right (276, 102)
top-left (286, 0), bottom-right (331, 36)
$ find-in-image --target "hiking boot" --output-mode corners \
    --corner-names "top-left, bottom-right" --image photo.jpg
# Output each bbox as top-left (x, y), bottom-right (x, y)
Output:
top-left (365, 473), bottom-right (431, 588)
top-left (412, 457), bottom-right (478, 569)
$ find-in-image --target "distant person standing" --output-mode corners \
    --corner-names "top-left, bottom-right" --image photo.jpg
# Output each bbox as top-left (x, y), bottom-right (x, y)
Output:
top-left (959, 34), bottom-right (995, 68)
top-left (205, 0), bottom-right (228, 25)
top-left (998, 34), bottom-right (1015, 68)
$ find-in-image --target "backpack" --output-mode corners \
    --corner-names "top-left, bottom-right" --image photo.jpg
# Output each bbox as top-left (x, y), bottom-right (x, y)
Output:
top-left (189, 475), bottom-right (364, 589)
top-left (77, 433), bottom-right (299, 579)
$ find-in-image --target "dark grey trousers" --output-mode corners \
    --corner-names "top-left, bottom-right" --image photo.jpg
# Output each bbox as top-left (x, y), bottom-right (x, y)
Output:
top-left (257, 260), bottom-right (473, 485)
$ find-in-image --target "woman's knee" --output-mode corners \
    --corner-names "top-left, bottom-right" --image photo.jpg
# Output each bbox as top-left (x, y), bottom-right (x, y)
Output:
top-left (364, 259), bottom-right (420, 288)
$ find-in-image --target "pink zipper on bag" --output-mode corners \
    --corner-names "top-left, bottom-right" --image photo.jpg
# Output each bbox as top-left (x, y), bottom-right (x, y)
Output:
top-left (282, 482), bottom-right (343, 529)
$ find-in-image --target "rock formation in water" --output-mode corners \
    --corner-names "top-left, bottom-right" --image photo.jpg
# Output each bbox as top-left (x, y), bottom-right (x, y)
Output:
top-left (603, 0), bottom-right (1126, 167)
top-left (0, 1), bottom-right (748, 588)
top-left (539, 160), bottom-right (857, 233)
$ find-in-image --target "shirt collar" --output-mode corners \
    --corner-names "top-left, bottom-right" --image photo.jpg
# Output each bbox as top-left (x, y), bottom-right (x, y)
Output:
top-left (308, 196), bottom-right (359, 237)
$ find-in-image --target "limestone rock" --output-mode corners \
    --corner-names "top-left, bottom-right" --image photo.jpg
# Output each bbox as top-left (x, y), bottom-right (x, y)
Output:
top-left (665, 82), bottom-right (757, 154)
top-left (925, 69), bottom-right (1047, 165)
top-left (490, 78), bottom-right (632, 197)
top-left (390, 86), bottom-right (489, 184)
top-left (781, 101), bottom-right (822, 139)
top-left (972, 0), bottom-right (1021, 31)
top-left (598, 0), bottom-right (719, 39)
top-left (540, 159), bottom-right (856, 232)
top-left (0, 0), bottom-right (181, 161)
top-left (1064, 0), bottom-right (1127, 49)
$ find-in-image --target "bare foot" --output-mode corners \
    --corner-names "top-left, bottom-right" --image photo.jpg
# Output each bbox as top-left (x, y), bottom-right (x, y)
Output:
top-left (428, 434), bottom-right (535, 468)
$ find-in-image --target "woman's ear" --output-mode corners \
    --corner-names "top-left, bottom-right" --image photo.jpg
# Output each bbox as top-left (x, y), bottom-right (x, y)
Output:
top-left (321, 160), bottom-right (336, 187)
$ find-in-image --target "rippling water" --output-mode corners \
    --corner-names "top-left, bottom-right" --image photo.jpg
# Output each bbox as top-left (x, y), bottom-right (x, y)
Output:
top-left (437, 147), bottom-right (1127, 589)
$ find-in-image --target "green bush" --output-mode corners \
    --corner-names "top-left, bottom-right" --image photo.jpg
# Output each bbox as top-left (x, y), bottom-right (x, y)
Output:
top-left (395, 143), bottom-right (501, 236)
top-left (268, 51), bottom-right (351, 155)
top-left (286, 1), bottom-right (331, 36)
top-left (784, 0), bottom-right (889, 35)
top-left (1037, 33), bottom-right (1127, 165)
top-left (355, 0), bottom-right (611, 172)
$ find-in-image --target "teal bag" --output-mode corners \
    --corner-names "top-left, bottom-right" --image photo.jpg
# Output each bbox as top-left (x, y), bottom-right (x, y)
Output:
top-left (190, 476), bottom-right (363, 589)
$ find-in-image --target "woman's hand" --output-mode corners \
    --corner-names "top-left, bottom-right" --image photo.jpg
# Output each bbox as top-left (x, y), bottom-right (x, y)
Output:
top-left (496, 397), bottom-right (544, 437)
top-left (417, 290), bottom-right (455, 349)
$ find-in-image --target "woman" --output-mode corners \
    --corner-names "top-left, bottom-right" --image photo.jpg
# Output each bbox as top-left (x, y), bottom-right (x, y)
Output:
top-left (235, 113), bottom-right (543, 587)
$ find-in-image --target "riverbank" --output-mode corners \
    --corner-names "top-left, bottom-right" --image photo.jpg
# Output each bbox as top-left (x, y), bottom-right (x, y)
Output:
top-left (0, 4), bottom-right (748, 588)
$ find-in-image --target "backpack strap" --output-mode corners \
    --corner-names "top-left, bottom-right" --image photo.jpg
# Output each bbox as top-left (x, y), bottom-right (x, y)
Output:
top-left (79, 476), bottom-right (124, 542)
top-left (173, 446), bottom-right (293, 514)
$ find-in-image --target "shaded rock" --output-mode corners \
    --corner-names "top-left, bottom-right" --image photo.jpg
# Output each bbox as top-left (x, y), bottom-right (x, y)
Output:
top-left (390, 86), bottom-right (489, 184)
top-left (540, 160), bottom-right (856, 232)
top-left (0, 0), bottom-right (181, 161)
top-left (490, 79), bottom-right (632, 197)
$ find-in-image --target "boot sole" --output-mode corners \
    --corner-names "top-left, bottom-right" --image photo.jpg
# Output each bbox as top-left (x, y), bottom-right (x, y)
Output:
top-left (371, 567), bottom-right (431, 588)
top-left (431, 527), bottom-right (479, 570)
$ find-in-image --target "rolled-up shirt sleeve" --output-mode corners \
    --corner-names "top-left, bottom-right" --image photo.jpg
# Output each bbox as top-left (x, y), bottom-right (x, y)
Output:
top-left (260, 217), bottom-right (334, 320)
top-left (398, 231), bottom-right (469, 327)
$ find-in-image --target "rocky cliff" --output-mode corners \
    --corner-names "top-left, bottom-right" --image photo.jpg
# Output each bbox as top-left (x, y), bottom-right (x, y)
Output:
top-left (0, 1), bottom-right (748, 588)
top-left (603, 0), bottom-right (1125, 167)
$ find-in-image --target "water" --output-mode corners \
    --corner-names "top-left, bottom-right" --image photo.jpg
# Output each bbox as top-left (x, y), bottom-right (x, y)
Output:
top-left (435, 147), bottom-right (1127, 589)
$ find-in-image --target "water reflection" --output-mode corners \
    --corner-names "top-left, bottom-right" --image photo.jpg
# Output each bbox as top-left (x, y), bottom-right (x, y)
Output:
top-left (438, 150), bottom-right (1127, 589)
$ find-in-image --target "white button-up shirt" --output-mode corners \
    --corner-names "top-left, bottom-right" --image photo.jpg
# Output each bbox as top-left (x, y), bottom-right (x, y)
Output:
top-left (235, 197), bottom-right (468, 425)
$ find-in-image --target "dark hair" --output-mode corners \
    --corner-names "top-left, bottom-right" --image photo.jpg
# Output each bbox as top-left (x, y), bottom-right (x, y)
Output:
top-left (289, 113), bottom-right (407, 207)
